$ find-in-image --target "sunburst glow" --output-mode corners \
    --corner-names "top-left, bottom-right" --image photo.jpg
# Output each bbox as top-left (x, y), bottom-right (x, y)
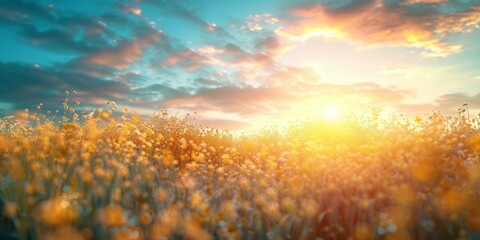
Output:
top-left (324, 106), bottom-right (340, 120)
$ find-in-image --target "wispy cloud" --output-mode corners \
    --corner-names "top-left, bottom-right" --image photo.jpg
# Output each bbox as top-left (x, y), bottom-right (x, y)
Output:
top-left (74, 30), bottom-right (161, 71)
top-left (0, 0), bottom-right (56, 26)
top-left (241, 14), bottom-right (279, 31)
top-left (20, 25), bottom-right (98, 54)
top-left (160, 43), bottom-right (276, 84)
top-left (120, 3), bottom-right (142, 16)
top-left (162, 49), bottom-right (209, 71)
top-left (143, 0), bottom-right (235, 39)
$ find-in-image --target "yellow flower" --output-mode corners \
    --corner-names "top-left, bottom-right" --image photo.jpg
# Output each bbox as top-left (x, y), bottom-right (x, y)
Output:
top-left (96, 204), bottom-right (126, 227)
top-left (37, 197), bottom-right (77, 226)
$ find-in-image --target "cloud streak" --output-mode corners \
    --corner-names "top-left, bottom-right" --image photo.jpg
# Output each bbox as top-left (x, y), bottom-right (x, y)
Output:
top-left (241, 14), bottom-right (279, 31)
top-left (75, 30), bottom-right (161, 71)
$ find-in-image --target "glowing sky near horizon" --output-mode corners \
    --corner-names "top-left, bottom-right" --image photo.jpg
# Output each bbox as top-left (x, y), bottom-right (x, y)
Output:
top-left (0, 0), bottom-right (479, 130)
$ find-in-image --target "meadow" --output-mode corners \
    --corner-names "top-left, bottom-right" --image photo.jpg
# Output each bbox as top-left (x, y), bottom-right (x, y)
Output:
top-left (1, 93), bottom-right (480, 240)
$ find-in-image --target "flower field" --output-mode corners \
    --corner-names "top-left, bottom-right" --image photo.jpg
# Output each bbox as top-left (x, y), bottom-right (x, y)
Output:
top-left (1, 98), bottom-right (480, 240)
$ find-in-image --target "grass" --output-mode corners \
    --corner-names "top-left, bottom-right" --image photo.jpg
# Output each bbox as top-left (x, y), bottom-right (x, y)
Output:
top-left (1, 94), bottom-right (480, 239)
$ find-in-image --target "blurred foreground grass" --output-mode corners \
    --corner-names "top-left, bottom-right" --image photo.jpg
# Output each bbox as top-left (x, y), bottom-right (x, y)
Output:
top-left (1, 94), bottom-right (480, 240)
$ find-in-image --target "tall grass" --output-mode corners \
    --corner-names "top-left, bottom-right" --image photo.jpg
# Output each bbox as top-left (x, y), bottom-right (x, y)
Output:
top-left (1, 94), bottom-right (480, 239)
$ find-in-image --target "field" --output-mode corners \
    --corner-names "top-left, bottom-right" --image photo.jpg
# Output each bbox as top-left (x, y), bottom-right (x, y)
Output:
top-left (1, 99), bottom-right (480, 240)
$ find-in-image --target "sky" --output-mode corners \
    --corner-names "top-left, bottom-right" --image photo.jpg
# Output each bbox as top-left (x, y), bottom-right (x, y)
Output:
top-left (1, 0), bottom-right (480, 130)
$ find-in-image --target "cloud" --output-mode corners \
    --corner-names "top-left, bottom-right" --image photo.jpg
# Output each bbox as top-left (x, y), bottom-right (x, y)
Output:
top-left (206, 22), bottom-right (217, 32)
top-left (143, 0), bottom-right (235, 39)
top-left (112, 71), bottom-right (146, 85)
top-left (162, 49), bottom-right (209, 71)
top-left (277, 0), bottom-right (480, 57)
top-left (120, 4), bottom-right (142, 16)
top-left (0, 62), bottom-right (132, 112)
top-left (263, 66), bottom-right (321, 87)
top-left (435, 92), bottom-right (480, 110)
top-left (69, 29), bottom-right (162, 75)
top-left (254, 35), bottom-right (290, 57)
top-left (161, 43), bottom-right (276, 77)
top-left (1, 60), bottom-right (469, 126)
top-left (20, 25), bottom-right (97, 54)
top-left (241, 14), bottom-right (279, 31)
top-left (135, 84), bottom-right (189, 99)
top-left (162, 69), bottom-right (416, 118)
top-left (0, 0), bottom-right (56, 26)
top-left (0, 61), bottom-right (191, 114)
top-left (0, 0), bottom-right (123, 56)
top-left (162, 86), bottom-right (289, 116)
top-left (394, 91), bottom-right (480, 116)
top-left (191, 77), bottom-right (226, 89)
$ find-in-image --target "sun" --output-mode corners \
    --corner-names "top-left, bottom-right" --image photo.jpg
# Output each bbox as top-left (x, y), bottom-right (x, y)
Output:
top-left (324, 106), bottom-right (340, 120)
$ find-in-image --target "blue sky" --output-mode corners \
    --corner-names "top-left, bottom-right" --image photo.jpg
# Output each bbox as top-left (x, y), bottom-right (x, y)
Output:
top-left (1, 0), bottom-right (480, 129)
